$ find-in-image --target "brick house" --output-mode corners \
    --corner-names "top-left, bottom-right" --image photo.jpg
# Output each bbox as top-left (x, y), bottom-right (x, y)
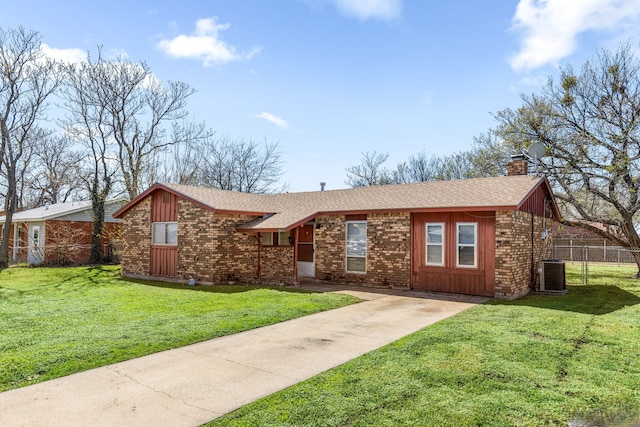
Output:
top-left (0, 200), bottom-right (124, 265)
top-left (114, 161), bottom-right (560, 299)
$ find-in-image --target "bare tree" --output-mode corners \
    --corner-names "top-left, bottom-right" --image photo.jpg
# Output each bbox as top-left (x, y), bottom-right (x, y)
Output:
top-left (345, 151), bottom-right (393, 187)
top-left (59, 54), bottom-right (119, 263)
top-left (397, 151), bottom-right (442, 182)
top-left (492, 43), bottom-right (640, 275)
top-left (142, 122), bottom-right (211, 187)
top-left (63, 51), bottom-right (203, 200)
top-left (346, 150), bottom-right (487, 188)
top-left (196, 136), bottom-right (285, 193)
top-left (0, 27), bottom-right (63, 267)
top-left (21, 135), bottom-right (84, 208)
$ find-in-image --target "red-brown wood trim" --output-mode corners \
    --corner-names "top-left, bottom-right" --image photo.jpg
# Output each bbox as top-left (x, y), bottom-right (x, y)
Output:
top-left (236, 227), bottom-right (280, 233)
top-left (318, 206), bottom-right (518, 216)
top-left (515, 176), bottom-right (561, 220)
top-left (213, 209), bottom-right (270, 216)
top-left (346, 214), bottom-right (367, 221)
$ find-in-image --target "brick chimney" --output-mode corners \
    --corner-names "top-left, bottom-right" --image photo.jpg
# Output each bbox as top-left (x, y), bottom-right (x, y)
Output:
top-left (507, 154), bottom-right (529, 176)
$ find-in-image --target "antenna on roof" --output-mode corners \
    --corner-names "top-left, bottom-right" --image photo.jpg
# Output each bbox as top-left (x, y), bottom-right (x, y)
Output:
top-left (525, 143), bottom-right (546, 176)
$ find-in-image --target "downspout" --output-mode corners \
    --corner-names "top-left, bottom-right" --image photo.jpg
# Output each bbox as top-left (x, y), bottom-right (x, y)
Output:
top-left (531, 205), bottom-right (535, 292)
top-left (256, 233), bottom-right (261, 280)
top-left (409, 213), bottom-right (414, 290)
top-left (293, 227), bottom-right (299, 284)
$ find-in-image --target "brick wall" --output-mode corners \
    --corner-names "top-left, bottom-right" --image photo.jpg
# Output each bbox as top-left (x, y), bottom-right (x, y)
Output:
top-left (44, 220), bottom-right (122, 265)
top-left (495, 210), bottom-right (553, 299)
top-left (367, 213), bottom-right (411, 288)
top-left (314, 215), bottom-right (346, 281)
top-left (177, 201), bottom-right (264, 283)
top-left (121, 197), bottom-right (151, 276)
top-left (259, 245), bottom-right (294, 283)
top-left (314, 213), bottom-right (411, 288)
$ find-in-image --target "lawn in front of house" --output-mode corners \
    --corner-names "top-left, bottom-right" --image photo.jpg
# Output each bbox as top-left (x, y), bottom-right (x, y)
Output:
top-left (0, 265), bottom-right (359, 393)
top-left (209, 263), bottom-right (640, 427)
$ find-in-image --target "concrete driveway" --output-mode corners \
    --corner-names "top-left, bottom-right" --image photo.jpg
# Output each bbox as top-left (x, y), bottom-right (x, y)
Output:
top-left (0, 287), bottom-right (487, 427)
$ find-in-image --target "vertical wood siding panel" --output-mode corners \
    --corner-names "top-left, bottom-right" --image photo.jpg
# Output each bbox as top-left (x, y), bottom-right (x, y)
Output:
top-left (152, 190), bottom-right (178, 222)
top-left (151, 246), bottom-right (177, 277)
top-left (412, 211), bottom-right (495, 297)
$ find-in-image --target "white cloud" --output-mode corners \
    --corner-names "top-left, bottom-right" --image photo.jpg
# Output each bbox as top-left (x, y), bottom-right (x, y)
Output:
top-left (40, 44), bottom-right (86, 64)
top-left (106, 48), bottom-right (129, 60)
top-left (509, 0), bottom-right (640, 71)
top-left (331, 0), bottom-right (402, 21)
top-left (156, 17), bottom-right (260, 66)
top-left (255, 112), bottom-right (289, 130)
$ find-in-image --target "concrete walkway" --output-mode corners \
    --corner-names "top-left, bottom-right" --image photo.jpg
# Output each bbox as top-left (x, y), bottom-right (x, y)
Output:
top-left (0, 288), bottom-right (487, 427)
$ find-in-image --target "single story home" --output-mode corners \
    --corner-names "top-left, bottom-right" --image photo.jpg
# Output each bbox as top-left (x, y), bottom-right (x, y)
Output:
top-left (0, 199), bottom-right (125, 265)
top-left (113, 159), bottom-right (560, 299)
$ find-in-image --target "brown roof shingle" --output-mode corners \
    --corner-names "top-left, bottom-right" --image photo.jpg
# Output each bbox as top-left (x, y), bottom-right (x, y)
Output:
top-left (150, 175), bottom-right (548, 231)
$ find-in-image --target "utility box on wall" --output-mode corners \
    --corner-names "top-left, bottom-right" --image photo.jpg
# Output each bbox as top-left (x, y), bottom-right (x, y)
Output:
top-left (539, 260), bottom-right (566, 292)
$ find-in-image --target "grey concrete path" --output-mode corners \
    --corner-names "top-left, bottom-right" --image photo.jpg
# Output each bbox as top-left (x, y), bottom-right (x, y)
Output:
top-left (0, 288), bottom-right (487, 427)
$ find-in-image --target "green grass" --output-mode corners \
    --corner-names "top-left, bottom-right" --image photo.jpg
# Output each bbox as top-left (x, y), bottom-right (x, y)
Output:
top-left (209, 263), bottom-right (640, 427)
top-left (0, 265), bottom-right (359, 393)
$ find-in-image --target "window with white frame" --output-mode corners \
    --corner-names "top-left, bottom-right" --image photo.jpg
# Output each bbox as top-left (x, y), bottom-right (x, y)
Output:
top-left (346, 221), bottom-right (367, 273)
top-left (152, 222), bottom-right (178, 245)
top-left (456, 223), bottom-right (477, 268)
top-left (426, 223), bottom-right (445, 266)
top-left (16, 226), bottom-right (23, 248)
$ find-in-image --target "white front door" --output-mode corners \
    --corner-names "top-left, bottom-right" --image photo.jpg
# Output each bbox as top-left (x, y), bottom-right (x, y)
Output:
top-left (28, 223), bottom-right (44, 264)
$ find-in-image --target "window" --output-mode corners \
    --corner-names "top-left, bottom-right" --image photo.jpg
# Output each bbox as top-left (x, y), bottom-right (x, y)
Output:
top-left (16, 226), bottom-right (23, 248)
top-left (457, 223), bottom-right (477, 268)
top-left (346, 221), bottom-right (366, 273)
top-left (261, 231), bottom-right (291, 246)
top-left (152, 222), bottom-right (178, 245)
top-left (32, 226), bottom-right (40, 247)
top-left (278, 231), bottom-right (291, 246)
top-left (426, 223), bottom-right (444, 266)
top-left (261, 232), bottom-right (273, 246)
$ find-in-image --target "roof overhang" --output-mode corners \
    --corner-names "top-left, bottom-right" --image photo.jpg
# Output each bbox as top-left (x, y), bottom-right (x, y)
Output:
top-left (234, 206), bottom-right (523, 233)
top-left (112, 183), bottom-right (270, 219)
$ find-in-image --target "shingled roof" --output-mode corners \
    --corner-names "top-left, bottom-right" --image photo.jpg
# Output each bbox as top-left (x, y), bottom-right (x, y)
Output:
top-left (114, 175), bottom-right (558, 232)
top-left (0, 199), bottom-right (126, 223)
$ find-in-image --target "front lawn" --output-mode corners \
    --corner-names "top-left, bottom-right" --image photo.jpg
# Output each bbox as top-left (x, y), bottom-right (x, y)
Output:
top-left (210, 263), bottom-right (640, 426)
top-left (0, 266), bottom-right (359, 392)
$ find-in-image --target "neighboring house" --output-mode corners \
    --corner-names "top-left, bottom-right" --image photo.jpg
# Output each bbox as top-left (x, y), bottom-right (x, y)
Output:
top-left (0, 200), bottom-right (125, 265)
top-left (114, 160), bottom-right (560, 299)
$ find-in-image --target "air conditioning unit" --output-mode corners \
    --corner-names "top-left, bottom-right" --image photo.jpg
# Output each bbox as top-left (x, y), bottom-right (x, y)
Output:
top-left (539, 260), bottom-right (566, 292)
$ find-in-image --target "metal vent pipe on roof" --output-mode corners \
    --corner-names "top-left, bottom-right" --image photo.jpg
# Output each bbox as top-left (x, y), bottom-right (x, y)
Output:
top-left (320, 182), bottom-right (326, 191)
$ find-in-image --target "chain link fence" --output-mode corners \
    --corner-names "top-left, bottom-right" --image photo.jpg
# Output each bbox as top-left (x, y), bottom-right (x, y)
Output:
top-left (552, 242), bottom-right (640, 285)
top-left (553, 244), bottom-right (637, 264)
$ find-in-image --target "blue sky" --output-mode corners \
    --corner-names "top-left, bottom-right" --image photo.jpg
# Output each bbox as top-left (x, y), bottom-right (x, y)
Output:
top-left (4, 0), bottom-right (640, 191)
